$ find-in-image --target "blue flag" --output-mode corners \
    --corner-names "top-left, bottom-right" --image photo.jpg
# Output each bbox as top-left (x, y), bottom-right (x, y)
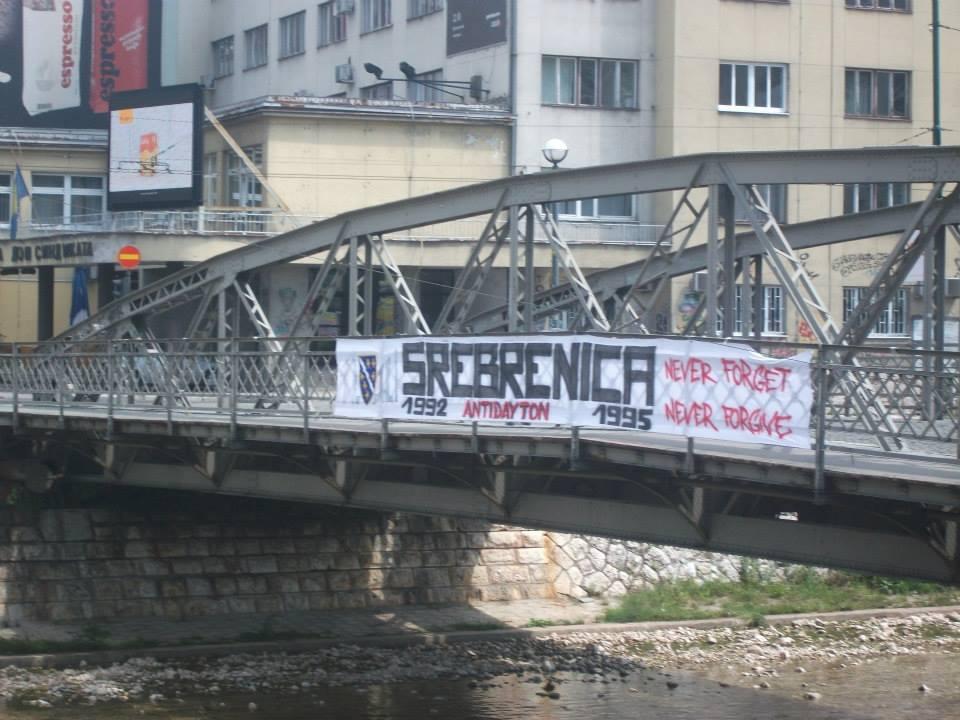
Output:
top-left (70, 267), bottom-right (90, 326)
top-left (9, 165), bottom-right (29, 241)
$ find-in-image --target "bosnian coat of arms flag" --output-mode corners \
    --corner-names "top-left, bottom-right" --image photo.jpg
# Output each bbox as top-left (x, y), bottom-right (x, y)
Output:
top-left (358, 355), bottom-right (378, 405)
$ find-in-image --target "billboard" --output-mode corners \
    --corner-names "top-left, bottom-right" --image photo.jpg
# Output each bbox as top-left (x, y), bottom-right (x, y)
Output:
top-left (107, 83), bottom-right (203, 210)
top-left (446, 0), bottom-right (507, 56)
top-left (0, 0), bottom-right (162, 128)
top-left (335, 335), bottom-right (814, 449)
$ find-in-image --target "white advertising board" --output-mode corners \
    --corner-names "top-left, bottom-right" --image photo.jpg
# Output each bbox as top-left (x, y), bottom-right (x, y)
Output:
top-left (109, 101), bottom-right (194, 193)
top-left (22, 0), bottom-right (85, 116)
top-left (335, 335), bottom-right (813, 449)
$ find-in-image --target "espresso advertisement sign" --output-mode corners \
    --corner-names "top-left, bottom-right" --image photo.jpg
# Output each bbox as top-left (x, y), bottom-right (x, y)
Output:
top-left (0, 0), bottom-right (161, 128)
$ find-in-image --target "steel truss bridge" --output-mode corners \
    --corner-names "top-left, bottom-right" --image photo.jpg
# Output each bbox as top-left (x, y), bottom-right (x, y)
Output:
top-left (1, 147), bottom-right (959, 582)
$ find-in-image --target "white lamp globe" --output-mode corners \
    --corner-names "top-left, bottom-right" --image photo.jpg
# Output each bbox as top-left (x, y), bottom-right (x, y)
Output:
top-left (542, 138), bottom-right (569, 167)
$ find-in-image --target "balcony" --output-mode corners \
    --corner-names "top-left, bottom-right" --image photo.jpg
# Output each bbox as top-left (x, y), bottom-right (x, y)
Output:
top-left (21, 208), bottom-right (664, 246)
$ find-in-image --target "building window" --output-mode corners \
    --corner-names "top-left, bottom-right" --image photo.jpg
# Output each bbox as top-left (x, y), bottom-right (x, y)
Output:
top-left (227, 146), bottom-right (263, 207)
top-left (361, 81), bottom-right (393, 100)
top-left (318, 2), bottom-right (347, 46)
top-left (845, 0), bottom-right (909, 10)
top-left (716, 286), bottom-right (784, 336)
top-left (279, 11), bottom-right (306, 59)
top-left (408, 0), bottom-right (442, 19)
top-left (31, 175), bottom-right (105, 224)
top-left (244, 24), bottom-right (268, 70)
top-left (0, 173), bottom-right (10, 224)
top-left (407, 69), bottom-right (444, 102)
top-left (362, 0), bottom-right (391, 32)
top-left (212, 36), bottom-right (234, 78)
top-left (719, 62), bottom-right (787, 113)
top-left (845, 68), bottom-right (909, 118)
top-left (735, 184), bottom-right (788, 223)
top-left (204, 153), bottom-right (220, 206)
top-left (556, 194), bottom-right (634, 220)
top-left (843, 182), bottom-right (910, 214)
top-left (843, 287), bottom-right (907, 336)
top-left (541, 56), bottom-right (638, 109)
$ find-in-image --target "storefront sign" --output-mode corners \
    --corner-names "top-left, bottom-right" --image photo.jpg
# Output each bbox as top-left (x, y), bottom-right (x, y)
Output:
top-left (0, 239), bottom-right (94, 265)
top-left (336, 335), bottom-right (813, 449)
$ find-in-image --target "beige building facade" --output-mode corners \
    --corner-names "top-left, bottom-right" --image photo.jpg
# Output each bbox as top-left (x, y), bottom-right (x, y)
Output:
top-left (656, 0), bottom-right (960, 344)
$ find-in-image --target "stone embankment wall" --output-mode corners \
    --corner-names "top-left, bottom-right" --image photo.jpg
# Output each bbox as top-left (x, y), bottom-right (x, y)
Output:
top-left (0, 503), bottom-right (793, 623)
top-left (0, 507), bottom-right (550, 624)
top-left (546, 533), bottom-right (792, 599)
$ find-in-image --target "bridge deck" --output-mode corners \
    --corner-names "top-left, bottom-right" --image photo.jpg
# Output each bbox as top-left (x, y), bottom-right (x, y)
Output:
top-left (2, 400), bottom-right (956, 507)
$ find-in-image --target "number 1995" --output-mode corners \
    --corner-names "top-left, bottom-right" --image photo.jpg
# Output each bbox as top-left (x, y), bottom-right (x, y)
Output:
top-left (592, 404), bottom-right (652, 430)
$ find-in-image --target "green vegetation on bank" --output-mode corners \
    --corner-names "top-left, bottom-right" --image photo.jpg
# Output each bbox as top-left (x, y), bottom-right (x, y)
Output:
top-left (603, 572), bottom-right (960, 624)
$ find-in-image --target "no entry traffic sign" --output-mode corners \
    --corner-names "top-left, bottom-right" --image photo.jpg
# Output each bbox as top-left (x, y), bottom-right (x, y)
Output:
top-left (117, 245), bottom-right (141, 270)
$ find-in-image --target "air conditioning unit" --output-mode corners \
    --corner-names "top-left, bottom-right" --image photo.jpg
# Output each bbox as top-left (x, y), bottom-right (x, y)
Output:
top-left (692, 271), bottom-right (708, 293)
top-left (946, 277), bottom-right (960, 298)
top-left (335, 63), bottom-right (354, 84)
top-left (333, 0), bottom-right (355, 14)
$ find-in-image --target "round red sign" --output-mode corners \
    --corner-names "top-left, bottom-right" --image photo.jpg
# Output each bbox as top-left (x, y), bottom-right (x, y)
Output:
top-left (117, 245), bottom-right (141, 270)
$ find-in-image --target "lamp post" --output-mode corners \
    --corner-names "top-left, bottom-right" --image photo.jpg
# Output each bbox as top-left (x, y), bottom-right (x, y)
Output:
top-left (541, 139), bottom-right (569, 316)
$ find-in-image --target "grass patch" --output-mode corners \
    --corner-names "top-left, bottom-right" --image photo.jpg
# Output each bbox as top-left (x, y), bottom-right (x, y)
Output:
top-left (603, 572), bottom-right (960, 624)
top-left (525, 617), bottom-right (585, 628)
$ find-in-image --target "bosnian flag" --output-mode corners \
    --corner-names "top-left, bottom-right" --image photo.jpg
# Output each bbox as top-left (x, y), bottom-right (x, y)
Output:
top-left (69, 267), bottom-right (90, 326)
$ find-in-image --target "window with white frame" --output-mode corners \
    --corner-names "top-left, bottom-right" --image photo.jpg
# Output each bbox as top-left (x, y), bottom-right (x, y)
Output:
top-left (361, 0), bottom-right (391, 32)
top-left (31, 175), bottom-right (105, 224)
top-left (843, 287), bottom-right (908, 336)
top-left (204, 153), bottom-right (220, 206)
top-left (845, 0), bottom-right (909, 11)
top-left (845, 68), bottom-right (909, 118)
top-left (719, 62), bottom-right (788, 113)
top-left (279, 11), bottom-right (306, 59)
top-left (0, 173), bottom-right (9, 224)
top-left (555, 195), bottom-right (634, 220)
top-left (715, 286), bottom-right (785, 336)
top-left (244, 24), bottom-right (268, 69)
top-left (227, 146), bottom-right (263, 207)
top-left (318, 2), bottom-right (347, 46)
top-left (735, 184), bottom-right (788, 223)
top-left (407, 69), bottom-right (444, 102)
top-left (361, 81), bottom-right (393, 100)
top-left (212, 36), bottom-right (234, 78)
top-left (408, 0), bottom-right (441, 19)
top-left (541, 56), bottom-right (638, 109)
top-left (843, 182), bottom-right (910, 214)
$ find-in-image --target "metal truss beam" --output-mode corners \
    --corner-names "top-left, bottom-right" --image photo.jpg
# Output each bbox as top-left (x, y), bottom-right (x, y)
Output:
top-left (836, 184), bottom-right (960, 349)
top-left (50, 147), bottom-right (960, 344)
top-left (613, 167), bottom-right (707, 331)
top-left (534, 205), bottom-right (610, 331)
top-left (369, 234), bottom-right (431, 335)
top-left (467, 198), bottom-right (960, 333)
top-left (434, 192), bottom-right (510, 334)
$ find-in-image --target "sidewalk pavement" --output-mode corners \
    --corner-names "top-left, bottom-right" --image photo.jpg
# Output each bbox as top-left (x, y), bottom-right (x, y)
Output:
top-left (0, 598), bottom-right (605, 648)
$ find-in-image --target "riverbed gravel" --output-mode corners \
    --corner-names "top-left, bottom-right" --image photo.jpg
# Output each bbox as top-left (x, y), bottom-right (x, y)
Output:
top-left (2, 610), bottom-right (958, 709)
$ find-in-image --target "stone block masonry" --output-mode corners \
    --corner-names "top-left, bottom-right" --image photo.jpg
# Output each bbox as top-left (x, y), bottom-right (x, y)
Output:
top-left (0, 506), bottom-right (551, 624)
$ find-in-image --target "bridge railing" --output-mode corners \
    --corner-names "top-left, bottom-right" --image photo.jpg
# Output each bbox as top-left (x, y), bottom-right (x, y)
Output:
top-left (0, 337), bottom-right (956, 461)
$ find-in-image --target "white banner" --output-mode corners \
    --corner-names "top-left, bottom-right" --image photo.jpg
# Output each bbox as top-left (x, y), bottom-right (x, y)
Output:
top-left (335, 335), bottom-right (813, 449)
top-left (22, 0), bottom-right (84, 116)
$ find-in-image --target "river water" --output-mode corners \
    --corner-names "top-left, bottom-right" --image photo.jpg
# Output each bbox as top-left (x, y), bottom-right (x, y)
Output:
top-left (1, 652), bottom-right (957, 719)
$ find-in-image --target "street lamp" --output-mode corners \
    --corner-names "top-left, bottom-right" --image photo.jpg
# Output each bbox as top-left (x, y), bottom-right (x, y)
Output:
top-left (542, 138), bottom-right (569, 169)
top-left (362, 62), bottom-right (486, 102)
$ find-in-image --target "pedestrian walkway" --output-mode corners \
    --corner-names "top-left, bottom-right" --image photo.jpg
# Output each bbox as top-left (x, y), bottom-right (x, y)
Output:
top-left (1, 598), bottom-right (604, 649)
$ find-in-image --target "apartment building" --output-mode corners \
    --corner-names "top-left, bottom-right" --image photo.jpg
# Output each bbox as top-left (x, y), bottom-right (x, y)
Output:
top-left (657, 0), bottom-right (960, 344)
top-left (0, 0), bottom-right (957, 344)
